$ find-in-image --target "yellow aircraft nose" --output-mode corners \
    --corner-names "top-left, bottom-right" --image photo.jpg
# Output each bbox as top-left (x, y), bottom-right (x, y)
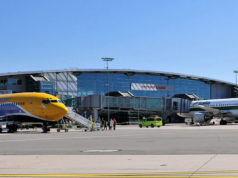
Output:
top-left (50, 103), bottom-right (68, 121)
top-left (58, 104), bottom-right (68, 116)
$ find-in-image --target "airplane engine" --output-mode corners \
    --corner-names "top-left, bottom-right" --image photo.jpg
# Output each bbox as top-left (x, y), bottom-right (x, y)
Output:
top-left (193, 112), bottom-right (212, 124)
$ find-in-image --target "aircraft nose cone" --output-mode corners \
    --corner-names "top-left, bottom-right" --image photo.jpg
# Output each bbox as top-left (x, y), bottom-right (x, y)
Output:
top-left (52, 104), bottom-right (68, 121)
top-left (59, 104), bottom-right (68, 116)
top-left (63, 106), bottom-right (68, 115)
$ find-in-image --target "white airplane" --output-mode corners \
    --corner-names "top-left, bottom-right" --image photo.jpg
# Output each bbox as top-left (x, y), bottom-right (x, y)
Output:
top-left (179, 98), bottom-right (238, 125)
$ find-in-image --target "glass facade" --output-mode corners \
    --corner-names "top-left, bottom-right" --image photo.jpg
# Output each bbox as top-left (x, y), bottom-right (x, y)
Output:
top-left (7, 78), bottom-right (22, 87)
top-left (44, 72), bottom-right (77, 96)
top-left (39, 81), bottom-right (54, 95)
top-left (106, 96), bottom-right (164, 110)
top-left (64, 95), bottom-right (165, 111)
top-left (0, 70), bottom-right (233, 101)
top-left (26, 79), bottom-right (54, 95)
top-left (0, 90), bottom-right (12, 94)
top-left (77, 73), bottom-right (211, 99)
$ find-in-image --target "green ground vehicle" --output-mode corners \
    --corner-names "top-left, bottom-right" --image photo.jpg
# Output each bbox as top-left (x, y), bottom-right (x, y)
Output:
top-left (139, 116), bottom-right (163, 128)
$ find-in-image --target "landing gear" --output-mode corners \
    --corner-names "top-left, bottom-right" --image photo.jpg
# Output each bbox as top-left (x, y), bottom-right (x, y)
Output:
top-left (220, 119), bottom-right (227, 125)
top-left (42, 123), bottom-right (50, 133)
top-left (57, 128), bottom-right (69, 132)
top-left (7, 124), bottom-right (18, 133)
top-left (42, 127), bottom-right (50, 133)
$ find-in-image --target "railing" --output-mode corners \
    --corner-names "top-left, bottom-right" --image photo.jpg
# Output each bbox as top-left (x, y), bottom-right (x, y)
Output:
top-left (66, 107), bottom-right (100, 130)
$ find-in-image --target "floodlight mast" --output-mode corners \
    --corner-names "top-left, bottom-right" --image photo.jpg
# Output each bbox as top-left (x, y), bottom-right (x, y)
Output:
top-left (102, 57), bottom-right (114, 70)
top-left (101, 57), bottom-right (114, 122)
top-left (234, 70), bottom-right (238, 86)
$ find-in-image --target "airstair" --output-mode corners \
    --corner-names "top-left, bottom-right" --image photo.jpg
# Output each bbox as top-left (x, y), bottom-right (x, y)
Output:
top-left (65, 107), bottom-right (100, 131)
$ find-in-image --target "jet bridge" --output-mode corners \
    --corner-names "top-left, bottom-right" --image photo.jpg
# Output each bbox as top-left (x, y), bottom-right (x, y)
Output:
top-left (65, 107), bottom-right (100, 131)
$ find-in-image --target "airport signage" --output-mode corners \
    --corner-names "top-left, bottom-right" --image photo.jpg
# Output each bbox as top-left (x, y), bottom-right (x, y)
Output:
top-left (131, 83), bottom-right (174, 91)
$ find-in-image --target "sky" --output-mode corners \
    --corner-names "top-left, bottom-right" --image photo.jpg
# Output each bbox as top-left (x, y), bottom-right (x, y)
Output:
top-left (0, 0), bottom-right (238, 83)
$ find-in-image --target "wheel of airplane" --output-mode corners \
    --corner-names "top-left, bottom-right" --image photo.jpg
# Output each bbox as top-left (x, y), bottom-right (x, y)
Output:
top-left (42, 127), bottom-right (48, 133)
top-left (7, 125), bottom-right (13, 133)
top-left (220, 120), bottom-right (227, 125)
top-left (12, 125), bottom-right (18, 132)
top-left (220, 120), bottom-right (223, 125)
top-left (42, 122), bottom-right (50, 133)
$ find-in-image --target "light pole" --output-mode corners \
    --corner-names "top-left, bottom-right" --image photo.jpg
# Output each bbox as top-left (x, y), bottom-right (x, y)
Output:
top-left (101, 57), bottom-right (114, 122)
top-left (165, 78), bottom-right (170, 97)
top-left (234, 70), bottom-right (238, 86)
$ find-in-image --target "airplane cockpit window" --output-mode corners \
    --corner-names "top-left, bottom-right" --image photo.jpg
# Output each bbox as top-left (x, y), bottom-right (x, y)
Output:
top-left (42, 99), bottom-right (51, 104)
top-left (50, 100), bottom-right (58, 103)
top-left (42, 99), bottom-right (62, 104)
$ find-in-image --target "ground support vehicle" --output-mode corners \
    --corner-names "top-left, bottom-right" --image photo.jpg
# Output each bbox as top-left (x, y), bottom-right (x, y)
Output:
top-left (139, 116), bottom-right (163, 128)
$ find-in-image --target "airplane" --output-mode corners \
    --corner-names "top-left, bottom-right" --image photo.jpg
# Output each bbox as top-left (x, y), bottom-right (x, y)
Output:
top-left (0, 92), bottom-right (68, 133)
top-left (178, 98), bottom-right (238, 125)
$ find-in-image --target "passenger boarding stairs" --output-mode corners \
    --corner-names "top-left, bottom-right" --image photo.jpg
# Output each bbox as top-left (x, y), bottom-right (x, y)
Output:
top-left (65, 107), bottom-right (100, 130)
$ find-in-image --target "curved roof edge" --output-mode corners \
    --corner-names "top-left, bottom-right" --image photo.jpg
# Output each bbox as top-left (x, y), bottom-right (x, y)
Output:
top-left (0, 68), bottom-right (235, 86)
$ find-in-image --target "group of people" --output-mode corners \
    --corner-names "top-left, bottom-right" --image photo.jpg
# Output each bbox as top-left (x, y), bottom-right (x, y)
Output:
top-left (101, 118), bottom-right (117, 130)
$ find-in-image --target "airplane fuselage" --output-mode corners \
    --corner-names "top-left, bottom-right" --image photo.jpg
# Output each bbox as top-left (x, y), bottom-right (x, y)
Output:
top-left (190, 98), bottom-right (238, 118)
top-left (0, 92), bottom-right (68, 122)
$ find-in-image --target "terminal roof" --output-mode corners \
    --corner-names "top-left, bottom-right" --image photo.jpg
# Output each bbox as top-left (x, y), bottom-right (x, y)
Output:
top-left (0, 68), bottom-right (235, 86)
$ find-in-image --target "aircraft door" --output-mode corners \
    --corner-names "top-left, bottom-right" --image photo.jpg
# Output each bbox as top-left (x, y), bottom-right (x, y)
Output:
top-left (28, 97), bottom-right (35, 114)
top-left (41, 99), bottom-right (46, 115)
top-left (41, 99), bottom-right (50, 119)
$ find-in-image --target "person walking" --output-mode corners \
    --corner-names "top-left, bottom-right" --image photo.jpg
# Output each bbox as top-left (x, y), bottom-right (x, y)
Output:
top-left (103, 119), bottom-right (107, 130)
top-left (91, 119), bottom-right (94, 132)
top-left (110, 119), bottom-right (114, 130)
top-left (83, 111), bottom-right (87, 118)
top-left (100, 117), bottom-right (104, 130)
top-left (113, 118), bottom-right (117, 130)
top-left (108, 120), bottom-right (111, 130)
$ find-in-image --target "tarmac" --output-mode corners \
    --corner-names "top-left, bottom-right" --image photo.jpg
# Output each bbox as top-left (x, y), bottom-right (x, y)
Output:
top-left (2, 155), bottom-right (238, 177)
top-left (1, 124), bottom-right (238, 177)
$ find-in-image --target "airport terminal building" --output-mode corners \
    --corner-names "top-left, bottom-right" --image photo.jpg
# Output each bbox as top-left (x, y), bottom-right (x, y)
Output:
top-left (0, 69), bottom-right (236, 123)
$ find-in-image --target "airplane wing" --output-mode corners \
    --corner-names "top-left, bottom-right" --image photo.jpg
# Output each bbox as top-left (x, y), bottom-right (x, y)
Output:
top-left (196, 104), bottom-right (230, 116)
top-left (177, 113), bottom-right (192, 118)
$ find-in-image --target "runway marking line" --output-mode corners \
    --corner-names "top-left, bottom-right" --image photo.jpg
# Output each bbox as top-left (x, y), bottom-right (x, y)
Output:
top-left (1, 175), bottom-right (238, 178)
top-left (0, 133), bottom-right (147, 143)
top-left (2, 171), bottom-right (238, 177)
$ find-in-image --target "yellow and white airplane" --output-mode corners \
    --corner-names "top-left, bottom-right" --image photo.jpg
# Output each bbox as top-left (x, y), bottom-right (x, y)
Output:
top-left (0, 92), bottom-right (68, 133)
